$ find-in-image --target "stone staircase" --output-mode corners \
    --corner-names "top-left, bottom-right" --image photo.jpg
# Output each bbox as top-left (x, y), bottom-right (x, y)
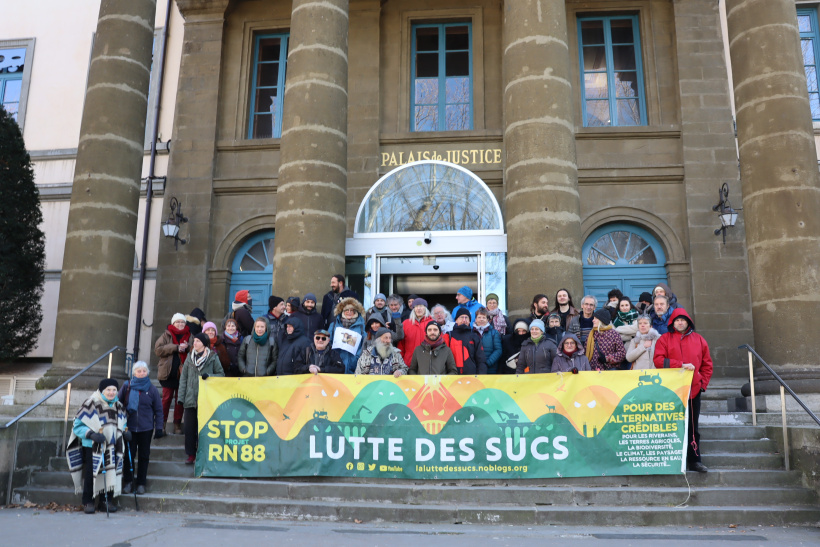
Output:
top-left (10, 378), bottom-right (820, 526)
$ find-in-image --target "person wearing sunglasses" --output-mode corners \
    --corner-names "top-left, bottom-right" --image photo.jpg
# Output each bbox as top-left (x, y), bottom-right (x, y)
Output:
top-left (295, 329), bottom-right (346, 374)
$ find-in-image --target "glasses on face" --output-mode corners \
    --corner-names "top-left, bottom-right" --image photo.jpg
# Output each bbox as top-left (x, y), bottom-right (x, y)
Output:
top-left (343, 308), bottom-right (356, 313)
top-left (315, 336), bottom-right (328, 341)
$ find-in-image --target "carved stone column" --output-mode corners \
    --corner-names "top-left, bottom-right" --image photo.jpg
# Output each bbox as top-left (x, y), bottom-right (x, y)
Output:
top-left (502, 0), bottom-right (583, 317)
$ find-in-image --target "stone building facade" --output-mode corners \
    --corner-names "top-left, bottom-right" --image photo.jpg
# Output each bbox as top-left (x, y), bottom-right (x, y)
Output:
top-left (6, 1), bottom-right (820, 390)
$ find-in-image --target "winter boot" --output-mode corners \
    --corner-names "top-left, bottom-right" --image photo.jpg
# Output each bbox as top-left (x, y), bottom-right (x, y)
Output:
top-left (173, 423), bottom-right (183, 435)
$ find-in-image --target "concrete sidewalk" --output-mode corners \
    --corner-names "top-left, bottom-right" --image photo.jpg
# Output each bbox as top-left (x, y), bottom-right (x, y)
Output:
top-left (0, 507), bottom-right (817, 546)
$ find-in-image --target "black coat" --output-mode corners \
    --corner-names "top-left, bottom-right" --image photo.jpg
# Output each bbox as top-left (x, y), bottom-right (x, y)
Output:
top-left (322, 290), bottom-right (340, 328)
top-left (277, 316), bottom-right (311, 375)
top-left (294, 345), bottom-right (346, 374)
top-left (293, 306), bottom-right (324, 338)
top-left (501, 327), bottom-right (530, 374)
top-left (234, 304), bottom-right (254, 337)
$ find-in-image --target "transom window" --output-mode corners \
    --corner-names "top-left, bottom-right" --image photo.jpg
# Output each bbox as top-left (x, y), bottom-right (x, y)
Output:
top-left (586, 230), bottom-right (657, 266)
top-left (248, 33), bottom-right (289, 139)
top-left (578, 15), bottom-right (646, 127)
top-left (237, 236), bottom-right (275, 272)
top-left (0, 47), bottom-right (26, 121)
top-left (411, 23), bottom-right (473, 132)
top-left (355, 161), bottom-right (502, 234)
top-left (798, 9), bottom-right (820, 120)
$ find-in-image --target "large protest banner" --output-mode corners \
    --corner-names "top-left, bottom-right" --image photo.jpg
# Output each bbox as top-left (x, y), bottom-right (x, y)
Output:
top-left (196, 370), bottom-right (692, 479)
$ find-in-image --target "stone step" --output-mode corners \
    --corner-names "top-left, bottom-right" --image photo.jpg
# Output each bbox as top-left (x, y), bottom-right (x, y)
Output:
top-left (28, 471), bottom-right (816, 507)
top-left (698, 438), bottom-right (777, 453)
top-left (13, 487), bottom-right (820, 526)
top-left (701, 452), bottom-right (784, 470)
top-left (701, 399), bottom-right (729, 413)
top-left (701, 412), bottom-right (820, 428)
top-left (698, 424), bottom-right (768, 440)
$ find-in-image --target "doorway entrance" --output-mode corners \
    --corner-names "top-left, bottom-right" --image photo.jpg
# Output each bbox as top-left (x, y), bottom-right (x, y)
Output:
top-left (346, 160), bottom-right (507, 312)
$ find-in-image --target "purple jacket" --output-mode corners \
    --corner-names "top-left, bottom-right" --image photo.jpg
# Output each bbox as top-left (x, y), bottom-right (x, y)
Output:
top-left (119, 381), bottom-right (163, 433)
top-left (588, 327), bottom-right (626, 370)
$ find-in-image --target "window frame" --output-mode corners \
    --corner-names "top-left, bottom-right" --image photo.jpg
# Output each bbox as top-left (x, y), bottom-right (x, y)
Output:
top-left (577, 14), bottom-right (647, 128)
top-left (410, 22), bottom-right (474, 132)
top-left (0, 38), bottom-right (35, 129)
top-left (798, 7), bottom-right (820, 121)
top-left (247, 32), bottom-right (289, 140)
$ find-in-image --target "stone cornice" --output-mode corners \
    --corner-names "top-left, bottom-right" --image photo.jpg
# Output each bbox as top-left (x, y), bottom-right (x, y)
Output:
top-left (176, 0), bottom-right (232, 19)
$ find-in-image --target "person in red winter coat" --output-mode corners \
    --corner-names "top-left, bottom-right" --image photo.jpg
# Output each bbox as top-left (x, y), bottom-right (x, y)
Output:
top-left (653, 308), bottom-right (713, 473)
top-left (397, 298), bottom-right (432, 361)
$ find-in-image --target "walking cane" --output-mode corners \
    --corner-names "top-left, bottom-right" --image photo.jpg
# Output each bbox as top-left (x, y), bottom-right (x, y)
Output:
top-left (99, 428), bottom-right (109, 518)
top-left (124, 435), bottom-right (139, 511)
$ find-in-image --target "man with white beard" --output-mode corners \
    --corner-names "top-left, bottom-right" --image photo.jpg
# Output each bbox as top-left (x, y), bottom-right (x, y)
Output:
top-left (355, 328), bottom-right (408, 377)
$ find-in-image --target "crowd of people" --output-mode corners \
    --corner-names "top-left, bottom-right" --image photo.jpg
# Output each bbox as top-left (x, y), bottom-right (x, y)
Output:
top-left (68, 276), bottom-right (713, 513)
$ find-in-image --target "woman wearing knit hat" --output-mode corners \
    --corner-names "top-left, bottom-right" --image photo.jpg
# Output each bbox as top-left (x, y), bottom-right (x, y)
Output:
top-left (231, 290), bottom-right (254, 337)
top-left (501, 319), bottom-right (530, 374)
top-left (202, 321), bottom-right (232, 376)
top-left (119, 362), bottom-right (162, 495)
top-left (178, 332), bottom-right (224, 464)
top-left (516, 318), bottom-right (557, 374)
top-left (66, 378), bottom-right (128, 514)
top-left (154, 313), bottom-right (190, 435)
top-left (585, 308), bottom-right (627, 371)
top-left (484, 293), bottom-right (509, 336)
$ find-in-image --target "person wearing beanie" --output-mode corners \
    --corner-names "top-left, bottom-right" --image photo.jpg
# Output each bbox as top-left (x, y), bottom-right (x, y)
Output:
top-left (285, 296), bottom-right (300, 316)
top-left (178, 328), bottom-right (224, 464)
top-left (410, 321), bottom-right (458, 375)
top-left (155, 313), bottom-right (190, 435)
top-left (265, 295), bottom-right (286, 344)
top-left (238, 316), bottom-right (279, 378)
top-left (484, 293), bottom-right (509, 336)
top-left (473, 307), bottom-right (502, 374)
top-left (451, 286), bottom-right (482, 325)
top-left (636, 292), bottom-right (654, 315)
top-left (363, 314), bottom-right (404, 352)
top-left (292, 292), bottom-right (324, 339)
top-left (119, 361), bottom-right (163, 495)
top-left (551, 333), bottom-right (592, 373)
top-left (366, 292), bottom-right (392, 328)
top-left (501, 319), bottom-right (531, 374)
top-left (585, 307), bottom-right (626, 371)
top-left (653, 282), bottom-right (679, 310)
top-left (355, 324), bottom-right (408, 377)
top-left (328, 297), bottom-right (367, 374)
top-left (398, 297), bottom-right (432, 363)
top-left (67, 377), bottom-right (128, 514)
top-left (544, 312), bottom-right (565, 347)
top-left (203, 321), bottom-right (232, 376)
top-left (186, 308), bottom-right (207, 337)
top-left (443, 307), bottom-right (487, 374)
top-left (516, 317), bottom-right (557, 374)
top-left (231, 290), bottom-right (254, 337)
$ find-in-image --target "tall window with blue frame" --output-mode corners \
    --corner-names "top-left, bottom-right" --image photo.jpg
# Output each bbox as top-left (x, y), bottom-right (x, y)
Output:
top-left (578, 15), bottom-right (646, 127)
top-left (0, 47), bottom-right (26, 121)
top-left (411, 23), bottom-right (472, 132)
top-left (248, 33), bottom-right (289, 139)
top-left (798, 8), bottom-right (820, 120)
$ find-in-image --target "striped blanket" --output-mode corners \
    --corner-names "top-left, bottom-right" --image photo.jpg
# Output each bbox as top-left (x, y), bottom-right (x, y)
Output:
top-left (65, 391), bottom-right (126, 497)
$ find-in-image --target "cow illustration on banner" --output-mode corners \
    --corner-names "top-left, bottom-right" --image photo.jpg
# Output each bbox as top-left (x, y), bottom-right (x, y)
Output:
top-left (196, 370), bottom-right (692, 479)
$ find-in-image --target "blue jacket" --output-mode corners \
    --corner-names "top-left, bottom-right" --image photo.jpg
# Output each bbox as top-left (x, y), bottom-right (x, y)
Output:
top-left (119, 381), bottom-right (163, 433)
top-left (451, 299), bottom-right (483, 324)
top-left (328, 313), bottom-right (366, 374)
top-left (474, 325), bottom-right (502, 374)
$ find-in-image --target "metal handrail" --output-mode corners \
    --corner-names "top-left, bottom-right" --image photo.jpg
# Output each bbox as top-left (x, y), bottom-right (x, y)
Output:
top-left (1, 346), bottom-right (125, 505)
top-left (739, 344), bottom-right (820, 472)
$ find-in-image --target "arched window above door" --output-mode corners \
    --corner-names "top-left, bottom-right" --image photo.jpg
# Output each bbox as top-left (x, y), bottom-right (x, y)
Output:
top-left (230, 230), bottom-right (275, 318)
top-left (583, 224), bottom-right (666, 267)
top-left (232, 232), bottom-right (275, 273)
top-left (354, 160), bottom-right (503, 236)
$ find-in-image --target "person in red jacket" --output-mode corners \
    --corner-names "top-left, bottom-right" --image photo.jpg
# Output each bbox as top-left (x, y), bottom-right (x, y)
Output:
top-left (653, 308), bottom-right (713, 473)
top-left (397, 298), bottom-right (432, 361)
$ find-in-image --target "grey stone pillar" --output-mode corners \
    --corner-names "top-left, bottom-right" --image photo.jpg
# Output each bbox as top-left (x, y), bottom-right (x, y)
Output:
top-left (502, 0), bottom-right (582, 317)
top-left (673, 0), bottom-right (754, 376)
top-left (726, 0), bottom-right (820, 386)
top-left (272, 0), bottom-right (349, 298)
top-left (45, 0), bottom-right (157, 388)
top-left (151, 0), bottom-right (230, 353)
